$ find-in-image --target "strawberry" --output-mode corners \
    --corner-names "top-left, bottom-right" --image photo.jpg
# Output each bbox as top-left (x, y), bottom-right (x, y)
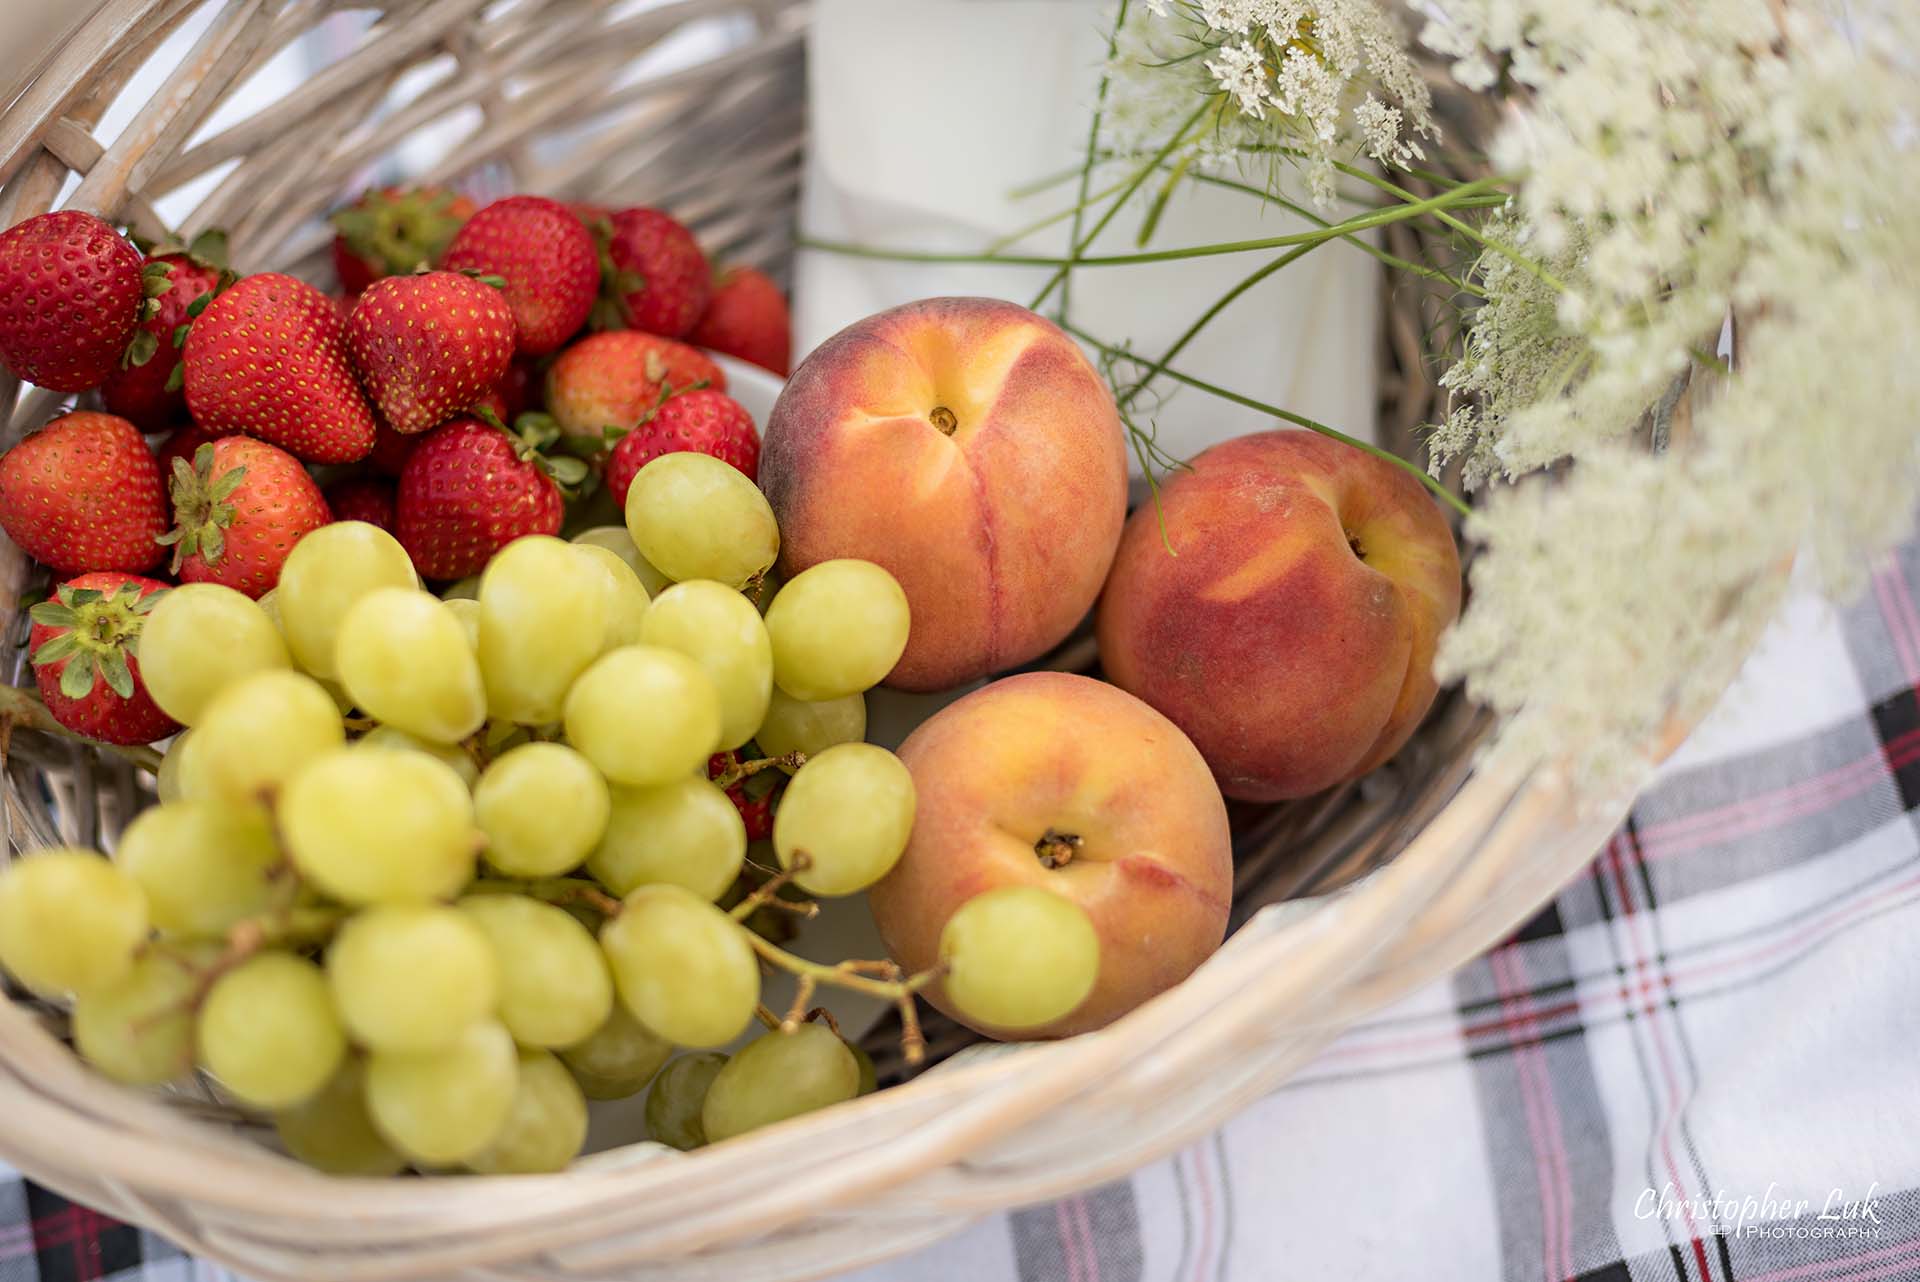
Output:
top-left (570, 202), bottom-right (614, 227)
top-left (439, 196), bottom-right (597, 357)
top-left (689, 265), bottom-right (792, 376)
top-left (158, 437), bottom-right (330, 598)
top-left (154, 424), bottom-right (227, 477)
top-left (0, 211), bottom-right (152, 392)
top-left (498, 357), bottom-right (542, 420)
top-left (394, 416), bottom-right (578, 579)
top-left (330, 186), bottom-right (476, 295)
top-left (27, 573), bottom-right (178, 745)
top-left (323, 475), bottom-right (396, 531)
top-left (707, 751), bottom-right (779, 841)
top-left (606, 388), bottom-right (760, 506)
top-left (101, 233), bottom-right (231, 431)
top-left (0, 412), bottom-right (167, 575)
top-left (593, 208), bottom-right (710, 339)
top-left (366, 420), bottom-right (419, 477)
top-left (183, 272), bottom-right (377, 464)
top-left (545, 330), bottom-right (726, 443)
top-left (346, 271), bottom-right (516, 434)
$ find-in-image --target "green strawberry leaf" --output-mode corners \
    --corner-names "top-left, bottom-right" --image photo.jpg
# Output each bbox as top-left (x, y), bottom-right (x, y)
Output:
top-left (208, 463), bottom-right (248, 503)
top-left (200, 523), bottom-right (225, 565)
top-left (27, 601), bottom-right (77, 629)
top-left (97, 649), bottom-right (135, 700)
top-left (132, 587), bottom-right (165, 613)
top-left (30, 631), bottom-right (79, 666)
top-left (471, 404), bottom-right (507, 431)
top-left (142, 261), bottom-right (176, 297)
top-left (59, 651), bottom-right (97, 700)
top-left (171, 323), bottom-right (191, 350)
top-left (125, 329), bottom-right (160, 369)
top-left (544, 456), bottom-right (591, 487)
top-left (188, 228), bottom-right (230, 269)
top-left (185, 292), bottom-right (214, 320)
top-left (64, 588), bottom-right (103, 608)
top-left (163, 361), bottom-right (185, 393)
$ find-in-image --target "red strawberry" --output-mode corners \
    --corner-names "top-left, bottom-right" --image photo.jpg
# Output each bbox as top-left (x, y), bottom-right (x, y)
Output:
top-left (159, 436), bottom-right (330, 598)
top-left (498, 357), bottom-right (542, 420)
top-left (154, 424), bottom-right (227, 477)
top-left (689, 265), bottom-right (791, 376)
top-left (545, 330), bottom-right (726, 443)
top-left (707, 751), bottom-right (778, 841)
top-left (0, 211), bottom-right (151, 392)
top-left (330, 186), bottom-right (476, 295)
top-left (183, 272), bottom-right (377, 464)
top-left (594, 208), bottom-right (710, 339)
top-left (0, 412), bottom-right (167, 575)
top-left (100, 232), bottom-right (230, 430)
top-left (394, 416), bottom-right (575, 579)
top-left (323, 475), bottom-right (396, 531)
top-left (27, 573), bottom-right (178, 745)
top-left (439, 196), bottom-right (597, 357)
top-left (346, 271), bottom-right (516, 434)
top-left (366, 420), bottom-right (419, 478)
top-left (606, 389), bottom-right (760, 506)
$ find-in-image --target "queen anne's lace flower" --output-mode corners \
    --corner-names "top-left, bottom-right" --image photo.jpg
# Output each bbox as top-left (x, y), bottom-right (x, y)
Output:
top-left (1205, 43), bottom-right (1274, 119)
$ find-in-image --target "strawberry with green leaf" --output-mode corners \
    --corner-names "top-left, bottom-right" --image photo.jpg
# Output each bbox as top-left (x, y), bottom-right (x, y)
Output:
top-left (591, 208), bottom-right (710, 339)
top-left (346, 269), bottom-right (517, 434)
top-left (330, 186), bottom-right (477, 295)
top-left (102, 229), bottom-right (232, 431)
top-left (394, 414), bottom-right (584, 579)
top-left (0, 211), bottom-right (150, 392)
top-left (28, 573), bottom-right (179, 745)
top-left (159, 437), bottom-right (330, 598)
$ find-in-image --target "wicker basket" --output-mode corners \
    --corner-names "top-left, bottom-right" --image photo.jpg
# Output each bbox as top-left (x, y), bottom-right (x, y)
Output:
top-left (0, 3), bottom-right (1695, 1279)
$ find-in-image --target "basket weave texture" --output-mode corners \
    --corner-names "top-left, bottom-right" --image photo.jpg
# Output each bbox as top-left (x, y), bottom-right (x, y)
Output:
top-left (0, 3), bottom-right (1645, 1279)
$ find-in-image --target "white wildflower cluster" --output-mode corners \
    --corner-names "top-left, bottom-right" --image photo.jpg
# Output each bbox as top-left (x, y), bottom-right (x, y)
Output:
top-left (1427, 0), bottom-right (1920, 788)
top-left (1102, 0), bottom-right (1437, 207)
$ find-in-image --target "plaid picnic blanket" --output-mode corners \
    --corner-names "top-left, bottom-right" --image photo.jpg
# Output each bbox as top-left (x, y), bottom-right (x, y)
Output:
top-left (6, 541), bottom-right (1919, 1282)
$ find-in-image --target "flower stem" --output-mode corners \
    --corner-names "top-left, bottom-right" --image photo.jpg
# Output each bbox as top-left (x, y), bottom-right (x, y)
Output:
top-left (1058, 0), bottom-right (1133, 319)
top-left (1064, 321), bottom-right (1472, 518)
top-left (1329, 161), bottom-right (1563, 293)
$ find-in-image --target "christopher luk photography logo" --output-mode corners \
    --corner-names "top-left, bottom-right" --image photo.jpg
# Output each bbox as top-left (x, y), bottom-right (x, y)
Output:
top-left (1634, 1183), bottom-right (1885, 1240)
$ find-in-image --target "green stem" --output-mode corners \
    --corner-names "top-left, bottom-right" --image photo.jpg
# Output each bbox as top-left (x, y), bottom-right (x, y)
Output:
top-left (0, 683), bottom-right (164, 772)
top-left (986, 170), bottom-right (1136, 256)
top-left (1059, 0), bottom-right (1132, 320)
top-left (1064, 321), bottom-right (1471, 518)
top-left (739, 929), bottom-right (940, 1004)
top-left (1330, 160), bottom-right (1562, 293)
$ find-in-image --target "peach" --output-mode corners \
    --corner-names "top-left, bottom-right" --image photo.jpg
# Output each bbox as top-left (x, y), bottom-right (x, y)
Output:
top-left (1096, 430), bottom-right (1461, 802)
top-left (868, 672), bottom-right (1232, 1039)
top-left (759, 298), bottom-right (1127, 692)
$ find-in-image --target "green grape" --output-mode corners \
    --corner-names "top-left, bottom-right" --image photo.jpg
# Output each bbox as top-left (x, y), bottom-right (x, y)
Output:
top-left (180, 670), bottom-right (345, 804)
top-left (575, 542), bottom-right (651, 647)
top-left (639, 580), bottom-right (773, 750)
top-left (474, 743), bottom-right (608, 877)
top-left (600, 885), bottom-right (758, 1048)
top-left (700, 1023), bottom-right (860, 1143)
top-left (587, 775), bottom-right (745, 902)
top-left (442, 596), bottom-right (481, 651)
top-left (138, 583), bottom-right (289, 725)
top-left (115, 799), bottom-right (284, 937)
top-left (464, 1049), bottom-right (589, 1175)
top-left (275, 1060), bottom-right (408, 1175)
top-left (441, 575), bottom-right (481, 601)
top-left (280, 749), bottom-right (476, 905)
top-left (326, 904), bottom-right (498, 1053)
top-left (644, 1052), bottom-right (727, 1150)
top-left (763, 560), bottom-right (911, 701)
top-left (71, 947), bottom-right (208, 1084)
top-left (457, 895), bottom-right (612, 1049)
top-left (275, 522), bottom-right (419, 679)
top-left (772, 744), bottom-right (916, 896)
top-left (849, 1041), bottom-right (878, 1096)
top-left (478, 535), bottom-right (611, 724)
top-left (938, 886), bottom-right (1099, 1030)
top-left (623, 453), bottom-right (779, 589)
top-left (558, 1003), bottom-right (673, 1100)
top-left (334, 588), bottom-right (486, 743)
top-left (563, 646), bottom-right (722, 786)
top-left (255, 587), bottom-right (286, 636)
top-left (0, 849), bottom-right (148, 997)
top-left (365, 1020), bottom-right (518, 1166)
top-left (154, 730), bottom-right (193, 801)
top-left (197, 953), bottom-right (345, 1109)
top-left (356, 725), bottom-right (480, 787)
top-left (572, 525), bottom-right (670, 596)
top-left (754, 687), bottom-right (867, 767)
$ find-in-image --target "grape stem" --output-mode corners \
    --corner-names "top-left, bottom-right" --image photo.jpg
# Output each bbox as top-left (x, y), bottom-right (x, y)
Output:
top-left (709, 751), bottom-right (806, 791)
top-left (0, 683), bottom-right (165, 772)
top-left (469, 876), bottom-right (623, 917)
top-left (738, 931), bottom-right (944, 1065)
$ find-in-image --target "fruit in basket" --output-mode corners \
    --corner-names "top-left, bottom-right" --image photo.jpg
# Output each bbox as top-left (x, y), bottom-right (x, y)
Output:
top-left (573, 524), bottom-right (671, 596)
top-left (327, 903), bottom-right (497, 1054)
top-left (115, 799), bottom-right (283, 936)
top-left (71, 946), bottom-right (207, 1085)
top-left (138, 583), bottom-right (288, 725)
top-left (573, 541), bottom-right (650, 645)
top-left (459, 895), bottom-right (612, 1049)
top-left (761, 297), bottom-right (1128, 691)
top-left (560, 1003), bottom-right (673, 1101)
top-left (322, 475), bottom-right (396, 531)
top-left (27, 573), bottom-right (178, 745)
top-left (183, 272), bottom-right (378, 464)
top-left (154, 424), bottom-right (225, 476)
top-left (764, 559), bottom-right (910, 702)
top-left (0, 411), bottom-right (168, 575)
top-left (689, 264), bottom-right (791, 377)
top-left (465, 1048), bottom-right (589, 1174)
top-left (365, 1019), bottom-right (519, 1165)
top-left (624, 451), bottom-right (779, 589)
top-left (160, 437), bottom-right (330, 598)
top-left (638, 580), bottom-right (772, 750)
top-left (275, 1062), bottom-right (407, 1176)
top-left (476, 535), bottom-right (614, 723)
top-left (474, 742), bottom-right (610, 878)
top-left (394, 415), bottom-right (570, 580)
top-left (329, 186), bottom-right (476, 295)
top-left (592, 207), bottom-right (710, 338)
top-left (701, 1023), bottom-right (861, 1143)
top-left (940, 887), bottom-right (1100, 1031)
top-left (605, 387), bottom-right (760, 504)
top-left (334, 588), bottom-right (486, 741)
top-left (588, 773), bottom-right (747, 900)
top-left (0, 849), bottom-right (148, 997)
top-left (869, 672), bottom-right (1232, 1038)
top-left (281, 749), bottom-right (477, 905)
top-left (346, 270), bottom-right (517, 434)
top-left (1097, 431), bottom-right (1463, 801)
top-left (753, 687), bottom-right (866, 765)
top-left (564, 646), bottom-right (722, 785)
top-left (600, 884), bottom-right (758, 1048)
top-left (0, 211), bottom-right (146, 392)
top-left (545, 330), bottom-right (727, 442)
top-left (197, 953), bottom-right (346, 1109)
top-left (644, 1051), bottom-right (727, 1149)
top-left (366, 419), bottom-right (419, 477)
top-left (439, 195), bottom-right (598, 356)
top-left (180, 669), bottom-right (345, 803)
top-left (274, 520), bottom-right (418, 678)
top-left (774, 744), bottom-right (915, 897)
top-left (103, 239), bottom-right (228, 430)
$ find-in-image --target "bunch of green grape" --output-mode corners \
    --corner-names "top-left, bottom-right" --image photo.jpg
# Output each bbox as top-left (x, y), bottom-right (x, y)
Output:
top-left (0, 453), bottom-right (922, 1174)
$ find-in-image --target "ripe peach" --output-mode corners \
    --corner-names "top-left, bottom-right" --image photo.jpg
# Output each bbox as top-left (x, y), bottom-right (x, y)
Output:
top-left (759, 298), bottom-right (1127, 692)
top-left (868, 672), bottom-right (1232, 1039)
top-left (1097, 430), bottom-right (1461, 802)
